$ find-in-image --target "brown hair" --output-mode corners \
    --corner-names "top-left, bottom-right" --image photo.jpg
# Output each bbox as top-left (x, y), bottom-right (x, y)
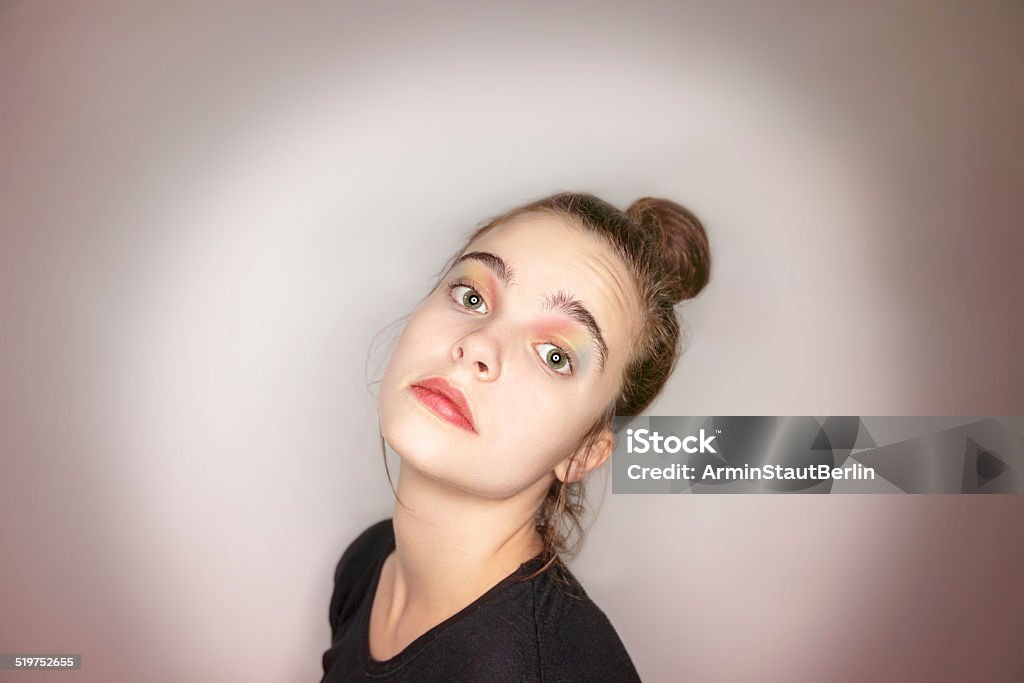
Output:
top-left (377, 192), bottom-right (711, 592)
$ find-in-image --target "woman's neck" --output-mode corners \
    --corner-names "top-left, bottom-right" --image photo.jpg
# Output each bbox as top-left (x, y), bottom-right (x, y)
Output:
top-left (380, 460), bottom-right (547, 626)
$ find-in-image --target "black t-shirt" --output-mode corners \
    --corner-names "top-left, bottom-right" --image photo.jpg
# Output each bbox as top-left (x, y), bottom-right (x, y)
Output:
top-left (320, 519), bottom-right (643, 682)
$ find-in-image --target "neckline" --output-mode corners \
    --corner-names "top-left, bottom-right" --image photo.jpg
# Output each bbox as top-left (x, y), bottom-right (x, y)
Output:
top-left (359, 529), bottom-right (546, 675)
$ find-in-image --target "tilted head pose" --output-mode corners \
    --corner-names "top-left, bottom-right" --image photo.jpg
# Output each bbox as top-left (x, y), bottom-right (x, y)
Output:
top-left (322, 192), bottom-right (710, 682)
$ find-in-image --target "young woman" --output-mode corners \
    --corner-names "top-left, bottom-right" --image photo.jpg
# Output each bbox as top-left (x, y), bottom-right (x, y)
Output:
top-left (320, 192), bottom-right (711, 682)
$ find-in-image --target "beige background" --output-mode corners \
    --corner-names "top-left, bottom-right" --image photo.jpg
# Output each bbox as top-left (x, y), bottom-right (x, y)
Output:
top-left (1, 1), bottom-right (1022, 681)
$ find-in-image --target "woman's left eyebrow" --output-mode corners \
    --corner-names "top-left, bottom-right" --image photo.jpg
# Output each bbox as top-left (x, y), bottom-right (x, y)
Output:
top-left (541, 290), bottom-right (608, 374)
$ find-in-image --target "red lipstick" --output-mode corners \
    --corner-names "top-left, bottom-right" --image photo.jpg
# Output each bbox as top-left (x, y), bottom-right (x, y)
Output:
top-left (409, 377), bottom-right (476, 433)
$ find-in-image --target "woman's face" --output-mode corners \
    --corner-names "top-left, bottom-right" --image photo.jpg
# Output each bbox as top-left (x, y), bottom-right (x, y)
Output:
top-left (378, 212), bottom-right (642, 499)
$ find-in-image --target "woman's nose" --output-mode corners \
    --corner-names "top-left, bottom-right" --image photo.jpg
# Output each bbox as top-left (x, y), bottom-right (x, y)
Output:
top-left (452, 329), bottom-right (501, 380)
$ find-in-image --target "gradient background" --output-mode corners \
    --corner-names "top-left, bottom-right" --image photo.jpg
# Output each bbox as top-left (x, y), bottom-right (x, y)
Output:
top-left (2, 1), bottom-right (1023, 681)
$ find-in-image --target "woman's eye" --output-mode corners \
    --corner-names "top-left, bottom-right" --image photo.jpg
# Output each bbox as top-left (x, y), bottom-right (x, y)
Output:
top-left (536, 343), bottom-right (573, 376)
top-left (450, 284), bottom-right (488, 313)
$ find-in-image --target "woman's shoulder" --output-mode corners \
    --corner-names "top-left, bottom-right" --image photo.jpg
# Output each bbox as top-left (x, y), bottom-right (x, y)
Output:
top-left (327, 518), bottom-right (394, 640)
top-left (531, 564), bottom-right (643, 682)
top-left (335, 518), bottom-right (394, 576)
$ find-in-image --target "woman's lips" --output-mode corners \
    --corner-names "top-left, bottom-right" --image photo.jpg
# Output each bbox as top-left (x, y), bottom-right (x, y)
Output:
top-left (409, 383), bottom-right (477, 433)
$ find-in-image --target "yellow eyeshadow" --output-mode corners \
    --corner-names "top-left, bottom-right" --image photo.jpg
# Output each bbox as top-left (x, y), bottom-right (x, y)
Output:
top-left (457, 260), bottom-right (494, 288)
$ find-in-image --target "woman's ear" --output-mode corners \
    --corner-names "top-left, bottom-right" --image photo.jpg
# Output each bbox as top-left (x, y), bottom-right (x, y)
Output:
top-left (553, 426), bottom-right (615, 484)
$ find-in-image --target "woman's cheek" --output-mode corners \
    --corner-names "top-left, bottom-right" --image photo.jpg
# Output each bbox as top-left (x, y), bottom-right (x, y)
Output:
top-left (402, 305), bottom-right (454, 349)
top-left (480, 432), bottom-right (553, 493)
top-left (502, 385), bottom-right (571, 448)
top-left (421, 300), bottom-right (464, 330)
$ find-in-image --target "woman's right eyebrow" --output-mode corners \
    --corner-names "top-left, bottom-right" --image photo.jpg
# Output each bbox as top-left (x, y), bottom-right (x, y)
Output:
top-left (454, 251), bottom-right (516, 286)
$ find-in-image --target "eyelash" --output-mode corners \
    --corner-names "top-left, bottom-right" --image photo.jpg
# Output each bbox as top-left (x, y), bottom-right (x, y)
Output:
top-left (445, 278), bottom-right (577, 377)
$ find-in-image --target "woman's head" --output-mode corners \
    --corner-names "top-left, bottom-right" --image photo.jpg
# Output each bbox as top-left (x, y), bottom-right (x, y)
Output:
top-left (376, 193), bottom-right (710, 571)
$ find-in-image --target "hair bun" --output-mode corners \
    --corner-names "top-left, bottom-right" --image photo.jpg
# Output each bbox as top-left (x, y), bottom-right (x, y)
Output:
top-left (626, 197), bottom-right (711, 303)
